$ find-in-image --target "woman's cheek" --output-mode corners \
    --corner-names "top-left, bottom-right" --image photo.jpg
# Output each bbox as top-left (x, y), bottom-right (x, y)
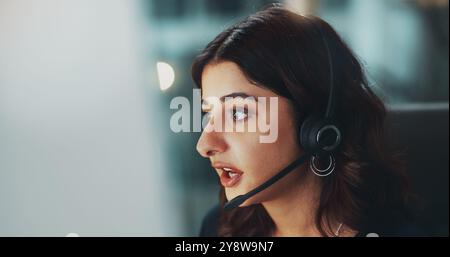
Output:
top-left (225, 121), bottom-right (287, 184)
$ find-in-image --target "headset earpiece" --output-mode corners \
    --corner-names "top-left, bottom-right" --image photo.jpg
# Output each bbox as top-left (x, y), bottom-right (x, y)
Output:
top-left (299, 115), bottom-right (342, 155)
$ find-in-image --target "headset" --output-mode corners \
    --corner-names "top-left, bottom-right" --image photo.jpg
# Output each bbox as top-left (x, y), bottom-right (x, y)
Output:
top-left (224, 21), bottom-right (342, 211)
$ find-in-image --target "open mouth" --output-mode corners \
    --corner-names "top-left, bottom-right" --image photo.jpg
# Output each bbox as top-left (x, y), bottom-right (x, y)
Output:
top-left (212, 163), bottom-right (244, 188)
top-left (223, 167), bottom-right (241, 178)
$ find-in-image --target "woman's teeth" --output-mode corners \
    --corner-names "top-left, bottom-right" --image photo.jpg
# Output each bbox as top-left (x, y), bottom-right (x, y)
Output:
top-left (228, 172), bottom-right (238, 178)
top-left (223, 168), bottom-right (238, 177)
top-left (219, 167), bottom-right (243, 187)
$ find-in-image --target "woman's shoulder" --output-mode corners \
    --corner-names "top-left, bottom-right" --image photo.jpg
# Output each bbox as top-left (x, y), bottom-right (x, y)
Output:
top-left (199, 204), bottom-right (221, 237)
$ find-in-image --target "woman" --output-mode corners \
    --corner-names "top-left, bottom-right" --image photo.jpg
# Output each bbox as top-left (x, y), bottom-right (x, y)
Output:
top-left (192, 5), bottom-right (414, 237)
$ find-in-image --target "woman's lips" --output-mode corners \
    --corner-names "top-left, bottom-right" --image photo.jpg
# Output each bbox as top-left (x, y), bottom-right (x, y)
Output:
top-left (212, 163), bottom-right (244, 188)
top-left (220, 168), bottom-right (243, 187)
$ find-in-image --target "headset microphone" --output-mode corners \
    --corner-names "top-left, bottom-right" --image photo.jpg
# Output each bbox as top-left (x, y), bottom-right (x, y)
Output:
top-left (224, 152), bottom-right (311, 210)
top-left (223, 20), bottom-right (342, 211)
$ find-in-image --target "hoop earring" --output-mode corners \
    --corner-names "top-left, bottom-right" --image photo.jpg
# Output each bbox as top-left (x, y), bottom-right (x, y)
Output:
top-left (310, 154), bottom-right (335, 177)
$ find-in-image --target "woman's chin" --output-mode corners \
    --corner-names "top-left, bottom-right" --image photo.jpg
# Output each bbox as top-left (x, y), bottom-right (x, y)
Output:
top-left (224, 190), bottom-right (239, 202)
top-left (225, 188), bottom-right (260, 207)
top-left (224, 188), bottom-right (244, 203)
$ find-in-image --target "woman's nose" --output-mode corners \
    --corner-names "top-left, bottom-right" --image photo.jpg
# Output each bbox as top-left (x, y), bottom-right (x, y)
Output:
top-left (196, 130), bottom-right (227, 158)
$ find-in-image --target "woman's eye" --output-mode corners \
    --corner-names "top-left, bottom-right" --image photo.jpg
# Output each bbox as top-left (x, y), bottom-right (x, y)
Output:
top-left (232, 108), bottom-right (248, 121)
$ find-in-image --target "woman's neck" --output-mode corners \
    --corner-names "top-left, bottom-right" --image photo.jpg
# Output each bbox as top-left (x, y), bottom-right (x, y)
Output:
top-left (261, 170), bottom-right (358, 237)
top-left (261, 170), bottom-right (324, 236)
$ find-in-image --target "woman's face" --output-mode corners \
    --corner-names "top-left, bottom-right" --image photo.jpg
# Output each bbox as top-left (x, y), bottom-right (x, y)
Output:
top-left (197, 61), bottom-right (307, 206)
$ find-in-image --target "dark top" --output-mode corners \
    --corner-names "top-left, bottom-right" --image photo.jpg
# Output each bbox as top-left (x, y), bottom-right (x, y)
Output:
top-left (199, 204), bottom-right (428, 237)
top-left (199, 204), bottom-right (221, 237)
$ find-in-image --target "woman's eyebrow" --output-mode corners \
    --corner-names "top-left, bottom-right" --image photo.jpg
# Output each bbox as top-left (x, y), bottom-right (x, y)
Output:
top-left (220, 92), bottom-right (258, 102)
top-left (202, 92), bottom-right (258, 105)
